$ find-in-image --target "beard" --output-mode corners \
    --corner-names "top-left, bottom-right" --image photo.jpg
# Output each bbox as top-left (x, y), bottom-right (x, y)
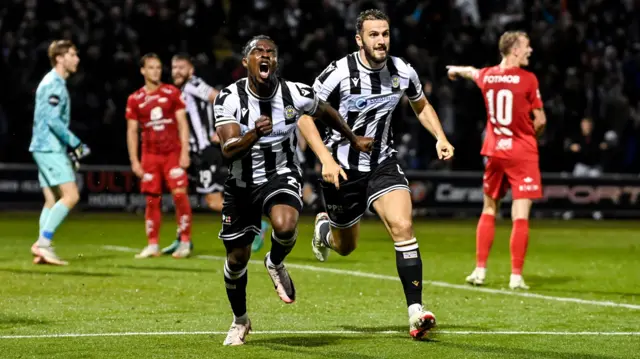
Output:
top-left (363, 44), bottom-right (388, 65)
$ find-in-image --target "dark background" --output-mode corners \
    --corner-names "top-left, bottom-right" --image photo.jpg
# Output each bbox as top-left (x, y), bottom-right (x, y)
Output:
top-left (1, 0), bottom-right (639, 175)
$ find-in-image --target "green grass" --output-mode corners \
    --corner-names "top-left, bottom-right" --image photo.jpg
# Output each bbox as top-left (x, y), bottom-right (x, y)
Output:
top-left (1, 213), bottom-right (639, 358)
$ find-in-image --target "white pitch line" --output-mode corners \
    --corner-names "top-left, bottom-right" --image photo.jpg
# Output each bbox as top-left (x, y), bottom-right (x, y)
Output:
top-left (2, 330), bottom-right (640, 339)
top-left (103, 246), bottom-right (640, 310)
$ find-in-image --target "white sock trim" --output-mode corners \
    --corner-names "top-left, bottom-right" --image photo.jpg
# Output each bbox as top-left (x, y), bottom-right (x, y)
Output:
top-left (224, 261), bottom-right (248, 280)
top-left (408, 303), bottom-right (423, 317)
top-left (395, 238), bottom-right (419, 252)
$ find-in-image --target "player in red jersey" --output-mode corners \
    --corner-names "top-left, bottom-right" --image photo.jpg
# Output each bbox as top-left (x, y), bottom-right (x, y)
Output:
top-left (126, 53), bottom-right (194, 259)
top-left (446, 31), bottom-right (547, 289)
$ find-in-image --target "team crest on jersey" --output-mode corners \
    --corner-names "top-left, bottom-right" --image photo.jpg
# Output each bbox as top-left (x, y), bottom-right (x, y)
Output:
top-left (284, 105), bottom-right (298, 120)
top-left (391, 75), bottom-right (400, 89)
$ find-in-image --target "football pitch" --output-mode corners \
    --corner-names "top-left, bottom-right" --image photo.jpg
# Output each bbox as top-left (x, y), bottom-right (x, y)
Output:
top-left (1, 213), bottom-right (639, 358)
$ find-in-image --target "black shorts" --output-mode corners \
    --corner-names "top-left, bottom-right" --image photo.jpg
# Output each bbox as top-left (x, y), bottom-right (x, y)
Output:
top-left (319, 156), bottom-right (409, 228)
top-left (188, 145), bottom-right (225, 194)
top-left (219, 172), bottom-right (303, 250)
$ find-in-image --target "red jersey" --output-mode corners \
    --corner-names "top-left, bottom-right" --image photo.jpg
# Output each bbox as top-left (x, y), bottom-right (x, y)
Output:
top-left (474, 66), bottom-right (543, 160)
top-left (126, 84), bottom-right (186, 155)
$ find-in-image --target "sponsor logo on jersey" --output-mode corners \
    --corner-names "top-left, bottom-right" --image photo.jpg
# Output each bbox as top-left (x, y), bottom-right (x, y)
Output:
top-left (48, 95), bottom-right (60, 106)
top-left (214, 105), bottom-right (225, 117)
top-left (496, 138), bottom-right (513, 150)
top-left (169, 168), bottom-right (185, 178)
top-left (350, 94), bottom-right (401, 111)
top-left (158, 97), bottom-right (168, 103)
top-left (484, 75), bottom-right (520, 84)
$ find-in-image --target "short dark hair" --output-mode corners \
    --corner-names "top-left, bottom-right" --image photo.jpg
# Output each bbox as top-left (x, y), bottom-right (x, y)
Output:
top-left (241, 35), bottom-right (277, 58)
top-left (48, 40), bottom-right (76, 67)
top-left (356, 9), bottom-right (390, 33)
top-left (171, 52), bottom-right (192, 65)
top-left (140, 53), bottom-right (161, 68)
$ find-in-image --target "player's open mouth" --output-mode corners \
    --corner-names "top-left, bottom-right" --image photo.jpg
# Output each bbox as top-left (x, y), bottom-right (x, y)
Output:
top-left (259, 62), bottom-right (270, 79)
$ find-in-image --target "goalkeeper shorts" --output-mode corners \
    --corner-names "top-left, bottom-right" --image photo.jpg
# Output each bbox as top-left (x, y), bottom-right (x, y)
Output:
top-left (32, 151), bottom-right (76, 188)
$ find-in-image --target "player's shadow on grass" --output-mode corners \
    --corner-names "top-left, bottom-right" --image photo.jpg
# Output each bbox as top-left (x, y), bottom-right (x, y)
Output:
top-left (524, 274), bottom-right (577, 286)
top-left (115, 265), bottom-right (219, 274)
top-left (251, 335), bottom-right (380, 359)
top-left (0, 268), bottom-right (118, 277)
top-left (438, 341), bottom-right (618, 359)
top-left (0, 314), bottom-right (48, 327)
top-left (341, 324), bottom-right (487, 332)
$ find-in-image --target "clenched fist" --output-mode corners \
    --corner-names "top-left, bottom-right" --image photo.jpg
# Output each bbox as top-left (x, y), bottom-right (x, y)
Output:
top-left (351, 136), bottom-right (374, 153)
top-left (255, 115), bottom-right (273, 137)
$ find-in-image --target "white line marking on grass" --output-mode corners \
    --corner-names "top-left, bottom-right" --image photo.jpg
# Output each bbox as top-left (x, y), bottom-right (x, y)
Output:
top-left (3, 330), bottom-right (640, 339)
top-left (103, 246), bottom-right (640, 310)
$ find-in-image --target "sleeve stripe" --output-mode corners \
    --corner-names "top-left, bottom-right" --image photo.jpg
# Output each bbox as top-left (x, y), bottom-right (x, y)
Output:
top-left (214, 117), bottom-right (237, 127)
top-left (408, 92), bottom-right (425, 102)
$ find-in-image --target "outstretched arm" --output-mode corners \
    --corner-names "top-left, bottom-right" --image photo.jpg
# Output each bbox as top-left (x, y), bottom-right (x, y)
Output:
top-left (446, 65), bottom-right (479, 81)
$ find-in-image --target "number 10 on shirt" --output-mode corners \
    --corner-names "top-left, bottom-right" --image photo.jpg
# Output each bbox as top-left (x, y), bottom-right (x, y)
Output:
top-left (486, 89), bottom-right (514, 136)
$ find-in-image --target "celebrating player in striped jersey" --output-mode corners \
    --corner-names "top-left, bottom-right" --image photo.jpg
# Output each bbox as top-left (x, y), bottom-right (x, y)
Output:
top-left (298, 9), bottom-right (454, 339)
top-left (446, 31), bottom-right (547, 290)
top-left (168, 54), bottom-right (269, 256)
top-left (214, 35), bottom-right (372, 346)
top-left (30, 40), bottom-right (90, 266)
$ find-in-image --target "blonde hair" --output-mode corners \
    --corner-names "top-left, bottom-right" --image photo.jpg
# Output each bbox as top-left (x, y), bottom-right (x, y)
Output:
top-left (48, 40), bottom-right (76, 67)
top-left (498, 31), bottom-right (528, 57)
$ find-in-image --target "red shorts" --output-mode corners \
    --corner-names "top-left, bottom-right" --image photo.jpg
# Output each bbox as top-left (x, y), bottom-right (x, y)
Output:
top-left (140, 152), bottom-right (188, 195)
top-left (483, 156), bottom-right (542, 200)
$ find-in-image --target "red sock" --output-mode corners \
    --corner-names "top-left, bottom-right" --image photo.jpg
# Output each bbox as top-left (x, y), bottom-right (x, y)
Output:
top-left (173, 193), bottom-right (192, 242)
top-left (145, 195), bottom-right (161, 245)
top-left (510, 219), bottom-right (529, 275)
top-left (476, 213), bottom-right (496, 268)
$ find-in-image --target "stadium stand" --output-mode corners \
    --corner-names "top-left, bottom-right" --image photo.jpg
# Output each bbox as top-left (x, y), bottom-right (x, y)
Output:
top-left (1, 0), bottom-right (639, 174)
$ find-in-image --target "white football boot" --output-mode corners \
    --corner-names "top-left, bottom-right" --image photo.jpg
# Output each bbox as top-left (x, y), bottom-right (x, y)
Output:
top-left (264, 252), bottom-right (296, 303)
top-left (134, 244), bottom-right (160, 259)
top-left (172, 241), bottom-right (192, 259)
top-left (31, 242), bottom-right (68, 266)
top-left (509, 274), bottom-right (530, 290)
top-left (311, 212), bottom-right (330, 262)
top-left (409, 306), bottom-right (437, 339)
top-left (222, 319), bottom-right (251, 346)
top-left (465, 267), bottom-right (486, 286)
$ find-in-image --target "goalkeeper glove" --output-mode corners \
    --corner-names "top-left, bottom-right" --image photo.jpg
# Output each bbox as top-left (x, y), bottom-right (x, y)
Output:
top-left (68, 143), bottom-right (91, 171)
top-left (73, 143), bottom-right (91, 160)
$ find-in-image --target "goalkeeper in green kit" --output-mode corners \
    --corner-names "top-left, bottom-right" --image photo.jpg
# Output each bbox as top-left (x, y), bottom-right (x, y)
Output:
top-left (29, 40), bottom-right (90, 266)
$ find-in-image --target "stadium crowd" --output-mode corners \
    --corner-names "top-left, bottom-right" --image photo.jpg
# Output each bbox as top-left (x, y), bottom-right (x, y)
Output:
top-left (1, 0), bottom-right (640, 174)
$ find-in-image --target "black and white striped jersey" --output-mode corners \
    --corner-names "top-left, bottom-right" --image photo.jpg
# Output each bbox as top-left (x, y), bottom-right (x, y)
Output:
top-left (313, 51), bottom-right (425, 172)
top-left (181, 75), bottom-right (215, 153)
top-left (214, 77), bottom-right (319, 187)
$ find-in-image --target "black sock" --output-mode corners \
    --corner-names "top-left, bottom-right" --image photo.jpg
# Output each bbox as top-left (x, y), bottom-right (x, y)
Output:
top-left (318, 219), bottom-right (333, 248)
top-left (224, 260), bottom-right (248, 317)
top-left (395, 238), bottom-right (423, 307)
top-left (269, 230), bottom-right (297, 266)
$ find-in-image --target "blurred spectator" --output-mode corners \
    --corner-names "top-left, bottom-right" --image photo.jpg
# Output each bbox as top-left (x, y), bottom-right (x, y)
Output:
top-left (566, 117), bottom-right (609, 177)
top-left (0, 0), bottom-right (638, 175)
